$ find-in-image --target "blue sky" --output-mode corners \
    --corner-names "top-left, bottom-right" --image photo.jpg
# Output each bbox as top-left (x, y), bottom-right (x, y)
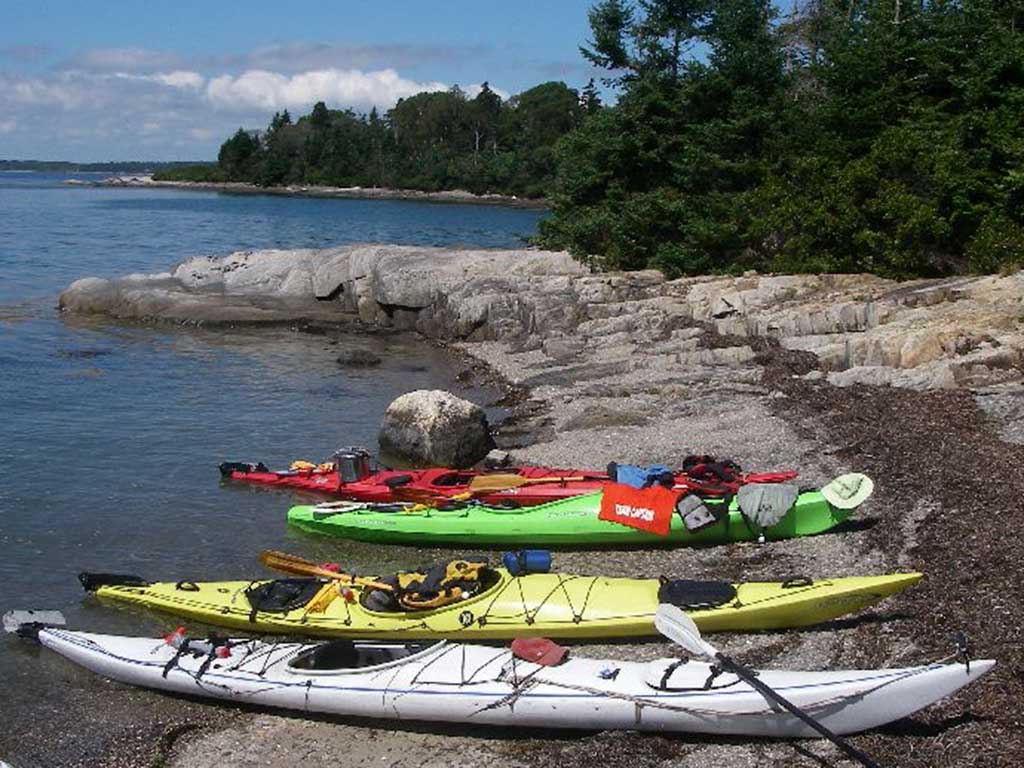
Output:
top-left (0, 1), bottom-right (606, 161)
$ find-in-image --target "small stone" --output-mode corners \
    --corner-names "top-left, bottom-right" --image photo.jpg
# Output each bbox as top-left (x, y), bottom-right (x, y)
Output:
top-left (483, 449), bottom-right (513, 468)
top-left (541, 336), bottom-right (585, 360)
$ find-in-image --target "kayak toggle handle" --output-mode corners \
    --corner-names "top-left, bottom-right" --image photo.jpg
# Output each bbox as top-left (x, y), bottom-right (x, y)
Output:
top-left (953, 631), bottom-right (973, 673)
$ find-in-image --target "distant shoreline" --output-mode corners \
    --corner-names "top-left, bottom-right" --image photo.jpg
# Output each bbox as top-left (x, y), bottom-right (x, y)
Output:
top-left (65, 174), bottom-right (548, 209)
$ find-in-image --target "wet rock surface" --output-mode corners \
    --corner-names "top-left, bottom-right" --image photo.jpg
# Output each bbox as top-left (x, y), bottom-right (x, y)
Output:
top-left (336, 348), bottom-right (382, 367)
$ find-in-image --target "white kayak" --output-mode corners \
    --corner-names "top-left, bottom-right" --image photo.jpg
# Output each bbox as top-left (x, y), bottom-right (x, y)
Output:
top-left (29, 626), bottom-right (992, 738)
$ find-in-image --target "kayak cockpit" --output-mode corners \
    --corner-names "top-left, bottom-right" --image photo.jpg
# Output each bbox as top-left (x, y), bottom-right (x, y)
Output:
top-left (359, 566), bottom-right (503, 613)
top-left (287, 639), bottom-right (444, 674)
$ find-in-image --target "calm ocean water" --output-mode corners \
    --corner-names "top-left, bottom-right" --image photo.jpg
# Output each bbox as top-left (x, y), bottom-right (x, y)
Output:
top-left (0, 172), bottom-right (544, 758)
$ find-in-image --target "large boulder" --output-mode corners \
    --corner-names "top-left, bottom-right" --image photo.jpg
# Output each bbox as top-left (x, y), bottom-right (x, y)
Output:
top-left (378, 390), bottom-right (494, 467)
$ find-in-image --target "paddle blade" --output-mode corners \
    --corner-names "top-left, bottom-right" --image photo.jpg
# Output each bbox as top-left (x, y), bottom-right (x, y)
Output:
top-left (469, 474), bottom-right (592, 491)
top-left (258, 550), bottom-right (393, 592)
top-left (469, 473), bottom-right (529, 491)
top-left (259, 549), bottom-right (319, 575)
top-left (3, 610), bottom-right (66, 634)
top-left (821, 472), bottom-right (874, 509)
top-left (655, 604), bottom-right (718, 659)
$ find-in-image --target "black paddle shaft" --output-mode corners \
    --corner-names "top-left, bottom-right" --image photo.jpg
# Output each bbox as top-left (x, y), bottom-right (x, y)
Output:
top-left (716, 653), bottom-right (880, 768)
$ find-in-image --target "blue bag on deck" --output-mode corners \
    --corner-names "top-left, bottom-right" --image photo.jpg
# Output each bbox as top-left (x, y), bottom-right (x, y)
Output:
top-left (608, 463), bottom-right (675, 489)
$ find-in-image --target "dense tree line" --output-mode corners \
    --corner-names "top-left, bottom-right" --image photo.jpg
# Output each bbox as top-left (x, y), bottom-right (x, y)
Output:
top-left (160, 81), bottom-right (592, 198)
top-left (537, 0), bottom-right (1024, 277)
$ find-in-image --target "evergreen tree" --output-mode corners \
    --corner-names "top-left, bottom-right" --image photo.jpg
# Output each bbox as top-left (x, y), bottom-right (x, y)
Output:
top-left (217, 128), bottom-right (261, 178)
top-left (470, 82), bottom-right (503, 154)
top-left (581, 78), bottom-right (603, 114)
top-left (540, 0), bottom-right (786, 275)
top-left (309, 101), bottom-right (330, 130)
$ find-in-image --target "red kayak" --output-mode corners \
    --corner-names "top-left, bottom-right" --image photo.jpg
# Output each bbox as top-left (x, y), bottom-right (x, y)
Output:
top-left (219, 452), bottom-right (797, 507)
top-left (219, 463), bottom-right (609, 505)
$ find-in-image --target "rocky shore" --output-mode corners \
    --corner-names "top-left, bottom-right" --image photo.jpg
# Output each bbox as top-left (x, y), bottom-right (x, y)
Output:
top-left (52, 245), bottom-right (1024, 767)
top-left (66, 175), bottom-right (547, 208)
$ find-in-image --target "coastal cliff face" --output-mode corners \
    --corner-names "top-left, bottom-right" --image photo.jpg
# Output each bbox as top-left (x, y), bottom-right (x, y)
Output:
top-left (59, 244), bottom-right (1024, 394)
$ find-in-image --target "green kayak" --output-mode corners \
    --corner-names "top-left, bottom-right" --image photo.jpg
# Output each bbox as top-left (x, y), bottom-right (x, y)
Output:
top-left (287, 489), bottom-right (854, 548)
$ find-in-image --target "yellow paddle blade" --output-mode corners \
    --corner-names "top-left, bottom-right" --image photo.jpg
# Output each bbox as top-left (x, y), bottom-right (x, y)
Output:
top-left (468, 473), bottom-right (529, 491)
top-left (257, 550), bottom-right (393, 592)
top-left (305, 582), bottom-right (342, 614)
top-left (469, 474), bottom-right (591, 491)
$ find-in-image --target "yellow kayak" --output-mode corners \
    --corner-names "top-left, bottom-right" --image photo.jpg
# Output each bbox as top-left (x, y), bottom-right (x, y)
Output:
top-left (80, 569), bottom-right (921, 640)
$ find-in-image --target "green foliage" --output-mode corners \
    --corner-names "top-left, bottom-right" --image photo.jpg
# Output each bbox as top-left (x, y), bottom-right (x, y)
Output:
top-left (151, 164), bottom-right (226, 183)
top-left (540, 0), bottom-right (784, 275)
top-left (580, 78), bottom-right (604, 114)
top-left (208, 82), bottom-right (581, 198)
top-left (217, 129), bottom-right (261, 179)
top-left (540, 0), bottom-right (1024, 277)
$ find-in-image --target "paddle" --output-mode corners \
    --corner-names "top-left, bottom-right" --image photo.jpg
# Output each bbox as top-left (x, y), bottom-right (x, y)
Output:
top-left (468, 474), bottom-right (593, 492)
top-left (258, 550), bottom-right (394, 592)
top-left (391, 486), bottom-right (474, 507)
top-left (654, 605), bottom-right (879, 768)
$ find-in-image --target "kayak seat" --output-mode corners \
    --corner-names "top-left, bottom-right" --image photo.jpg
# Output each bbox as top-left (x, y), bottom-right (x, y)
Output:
top-left (657, 578), bottom-right (737, 610)
top-left (290, 639), bottom-right (359, 670)
top-left (431, 472), bottom-right (475, 487)
top-left (245, 579), bottom-right (325, 615)
top-left (290, 640), bottom-right (438, 670)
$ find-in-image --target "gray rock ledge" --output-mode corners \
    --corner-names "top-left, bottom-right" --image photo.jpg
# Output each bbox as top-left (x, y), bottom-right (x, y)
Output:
top-left (59, 243), bottom-right (1024, 392)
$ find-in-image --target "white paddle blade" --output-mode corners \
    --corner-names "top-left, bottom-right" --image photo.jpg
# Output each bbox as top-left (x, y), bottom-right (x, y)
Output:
top-left (3, 610), bottom-right (66, 634)
top-left (821, 472), bottom-right (874, 509)
top-left (654, 604), bottom-right (718, 659)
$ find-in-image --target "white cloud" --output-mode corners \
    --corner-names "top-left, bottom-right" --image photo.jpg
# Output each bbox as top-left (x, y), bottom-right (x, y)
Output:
top-left (62, 46), bottom-right (181, 73)
top-left (111, 70), bottom-right (205, 90)
top-left (158, 70), bottom-right (204, 90)
top-left (0, 42), bottom-right (524, 159)
top-left (1, 71), bottom-right (202, 121)
top-left (205, 68), bottom-right (448, 112)
top-left (4, 74), bottom-right (92, 109)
